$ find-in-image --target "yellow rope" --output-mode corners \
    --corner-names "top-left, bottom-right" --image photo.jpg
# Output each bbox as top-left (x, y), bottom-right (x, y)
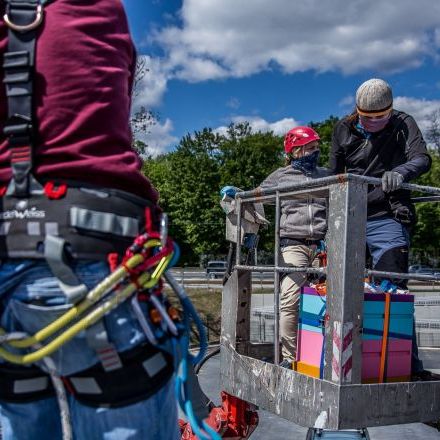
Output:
top-left (0, 241), bottom-right (172, 364)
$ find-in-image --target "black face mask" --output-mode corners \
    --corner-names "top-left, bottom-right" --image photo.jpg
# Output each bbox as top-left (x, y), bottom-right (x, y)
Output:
top-left (291, 150), bottom-right (320, 175)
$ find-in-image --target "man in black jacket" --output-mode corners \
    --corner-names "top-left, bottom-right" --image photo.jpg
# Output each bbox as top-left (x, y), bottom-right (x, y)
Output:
top-left (330, 78), bottom-right (432, 379)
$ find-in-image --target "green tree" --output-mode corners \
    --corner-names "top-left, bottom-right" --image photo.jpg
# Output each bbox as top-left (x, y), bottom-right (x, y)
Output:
top-left (143, 123), bottom-right (284, 263)
top-left (144, 129), bottom-right (222, 263)
top-left (426, 109), bottom-right (440, 153)
top-left (143, 114), bottom-right (440, 265)
top-left (310, 115), bottom-right (339, 167)
top-left (218, 122), bottom-right (283, 188)
top-left (412, 152), bottom-right (440, 264)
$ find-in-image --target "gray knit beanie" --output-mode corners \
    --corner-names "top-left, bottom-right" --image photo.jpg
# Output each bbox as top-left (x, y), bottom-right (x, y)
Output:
top-left (356, 78), bottom-right (393, 115)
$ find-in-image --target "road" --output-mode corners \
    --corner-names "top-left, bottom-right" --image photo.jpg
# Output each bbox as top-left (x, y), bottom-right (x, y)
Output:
top-left (197, 350), bottom-right (440, 440)
top-left (168, 268), bottom-right (440, 292)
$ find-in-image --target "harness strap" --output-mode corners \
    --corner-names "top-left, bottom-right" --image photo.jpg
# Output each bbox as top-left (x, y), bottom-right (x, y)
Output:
top-left (44, 235), bottom-right (88, 304)
top-left (70, 207), bottom-right (140, 238)
top-left (3, 0), bottom-right (45, 196)
top-left (64, 344), bottom-right (174, 408)
top-left (0, 183), bottom-right (157, 260)
top-left (0, 344), bottom-right (173, 406)
top-left (86, 321), bottom-right (122, 373)
top-left (0, 363), bottom-right (54, 403)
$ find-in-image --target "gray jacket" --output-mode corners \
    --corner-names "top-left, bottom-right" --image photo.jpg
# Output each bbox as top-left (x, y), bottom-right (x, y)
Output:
top-left (260, 165), bottom-right (329, 240)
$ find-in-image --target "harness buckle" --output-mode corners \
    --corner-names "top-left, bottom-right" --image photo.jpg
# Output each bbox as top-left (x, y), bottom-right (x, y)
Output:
top-left (4, 4), bottom-right (44, 33)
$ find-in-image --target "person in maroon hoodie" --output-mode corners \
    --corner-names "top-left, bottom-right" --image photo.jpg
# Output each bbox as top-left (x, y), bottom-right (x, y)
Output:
top-left (0, 1), bottom-right (179, 439)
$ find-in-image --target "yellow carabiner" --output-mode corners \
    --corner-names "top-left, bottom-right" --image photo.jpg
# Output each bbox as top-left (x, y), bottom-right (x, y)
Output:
top-left (4, 5), bottom-right (44, 33)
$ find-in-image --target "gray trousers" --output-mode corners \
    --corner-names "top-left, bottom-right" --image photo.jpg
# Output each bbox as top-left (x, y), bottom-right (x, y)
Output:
top-left (280, 244), bottom-right (320, 363)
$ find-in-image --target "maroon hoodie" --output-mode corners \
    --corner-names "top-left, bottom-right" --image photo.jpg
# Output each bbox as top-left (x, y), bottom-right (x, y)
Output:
top-left (0, 0), bottom-right (159, 203)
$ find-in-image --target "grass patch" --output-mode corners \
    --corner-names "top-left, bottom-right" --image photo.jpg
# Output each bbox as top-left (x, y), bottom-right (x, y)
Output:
top-left (166, 288), bottom-right (222, 344)
top-left (165, 287), bottom-right (274, 345)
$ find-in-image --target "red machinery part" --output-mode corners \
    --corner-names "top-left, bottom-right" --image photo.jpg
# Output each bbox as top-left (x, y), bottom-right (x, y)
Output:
top-left (179, 391), bottom-right (259, 439)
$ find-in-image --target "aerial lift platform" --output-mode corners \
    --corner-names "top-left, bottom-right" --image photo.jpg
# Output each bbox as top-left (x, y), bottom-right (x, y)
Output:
top-left (218, 173), bottom-right (440, 436)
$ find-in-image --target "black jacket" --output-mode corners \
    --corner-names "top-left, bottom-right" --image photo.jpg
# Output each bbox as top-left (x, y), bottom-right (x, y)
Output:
top-left (330, 110), bottom-right (431, 221)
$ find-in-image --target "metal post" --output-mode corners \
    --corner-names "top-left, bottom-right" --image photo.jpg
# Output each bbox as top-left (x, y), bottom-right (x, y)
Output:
top-left (324, 179), bottom-right (367, 384)
top-left (274, 191), bottom-right (281, 365)
top-left (236, 198), bottom-right (242, 266)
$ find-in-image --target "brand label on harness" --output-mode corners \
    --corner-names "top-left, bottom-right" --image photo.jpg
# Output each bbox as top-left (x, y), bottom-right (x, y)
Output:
top-left (0, 206), bottom-right (45, 220)
top-left (0, 207), bottom-right (46, 220)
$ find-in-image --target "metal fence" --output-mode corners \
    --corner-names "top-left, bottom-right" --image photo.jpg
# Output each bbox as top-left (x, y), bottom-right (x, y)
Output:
top-left (220, 173), bottom-right (440, 429)
top-left (233, 174), bottom-right (440, 364)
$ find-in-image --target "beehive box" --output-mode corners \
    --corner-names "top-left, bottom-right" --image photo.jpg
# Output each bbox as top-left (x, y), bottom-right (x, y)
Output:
top-left (296, 286), bottom-right (414, 382)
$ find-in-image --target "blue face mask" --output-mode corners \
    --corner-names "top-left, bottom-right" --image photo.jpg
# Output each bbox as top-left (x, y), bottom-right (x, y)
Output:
top-left (291, 150), bottom-right (320, 174)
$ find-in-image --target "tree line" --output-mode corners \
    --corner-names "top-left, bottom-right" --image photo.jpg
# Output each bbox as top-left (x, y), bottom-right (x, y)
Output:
top-left (142, 116), bottom-right (440, 266)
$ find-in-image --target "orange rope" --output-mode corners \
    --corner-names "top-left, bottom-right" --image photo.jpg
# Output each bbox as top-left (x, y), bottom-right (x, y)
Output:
top-left (379, 292), bottom-right (391, 383)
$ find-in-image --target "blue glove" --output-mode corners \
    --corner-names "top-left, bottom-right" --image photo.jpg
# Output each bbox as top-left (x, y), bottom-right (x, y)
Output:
top-left (220, 186), bottom-right (238, 198)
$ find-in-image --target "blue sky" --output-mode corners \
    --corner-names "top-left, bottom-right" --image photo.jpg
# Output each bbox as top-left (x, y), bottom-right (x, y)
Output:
top-left (123, 1), bottom-right (440, 155)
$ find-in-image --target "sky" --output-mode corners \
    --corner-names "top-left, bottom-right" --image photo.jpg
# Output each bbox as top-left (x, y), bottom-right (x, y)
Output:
top-left (123, 0), bottom-right (440, 156)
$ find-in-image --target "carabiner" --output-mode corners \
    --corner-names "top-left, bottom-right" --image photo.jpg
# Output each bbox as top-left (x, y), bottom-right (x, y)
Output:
top-left (4, 4), bottom-right (44, 33)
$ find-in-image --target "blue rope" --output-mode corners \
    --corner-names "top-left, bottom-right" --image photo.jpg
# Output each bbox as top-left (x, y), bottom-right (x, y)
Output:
top-left (168, 240), bottom-right (219, 439)
top-left (174, 333), bottom-right (220, 440)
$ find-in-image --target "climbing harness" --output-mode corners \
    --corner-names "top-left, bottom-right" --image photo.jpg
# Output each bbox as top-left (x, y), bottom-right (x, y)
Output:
top-left (0, 1), bottom-right (219, 439)
top-left (0, 208), bottom-right (217, 438)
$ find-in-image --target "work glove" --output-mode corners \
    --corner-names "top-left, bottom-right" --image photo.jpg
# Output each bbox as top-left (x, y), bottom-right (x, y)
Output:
top-left (381, 171), bottom-right (404, 193)
top-left (220, 186), bottom-right (238, 198)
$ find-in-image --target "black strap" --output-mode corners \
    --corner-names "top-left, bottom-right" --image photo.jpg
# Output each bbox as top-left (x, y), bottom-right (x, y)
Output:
top-left (3, 0), bottom-right (44, 197)
top-left (280, 237), bottom-right (321, 247)
top-left (0, 363), bottom-right (54, 403)
top-left (0, 343), bottom-right (173, 406)
top-left (64, 344), bottom-right (174, 408)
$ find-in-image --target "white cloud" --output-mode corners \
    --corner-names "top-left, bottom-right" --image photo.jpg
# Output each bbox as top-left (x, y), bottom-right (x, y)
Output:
top-left (215, 116), bottom-right (299, 137)
top-left (339, 95), bottom-right (355, 108)
top-left (435, 28), bottom-right (440, 47)
top-left (138, 118), bottom-right (178, 156)
top-left (151, 0), bottom-right (440, 83)
top-left (394, 96), bottom-right (440, 135)
top-left (132, 56), bottom-right (169, 109)
top-left (133, 3), bottom-right (440, 122)
top-left (135, 97), bottom-right (440, 156)
top-left (226, 97), bottom-right (241, 110)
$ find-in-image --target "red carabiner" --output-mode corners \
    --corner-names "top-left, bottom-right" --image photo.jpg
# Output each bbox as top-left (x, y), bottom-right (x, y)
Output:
top-left (44, 181), bottom-right (67, 199)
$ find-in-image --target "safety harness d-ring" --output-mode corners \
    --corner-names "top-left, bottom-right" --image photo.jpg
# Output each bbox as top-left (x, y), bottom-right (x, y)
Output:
top-left (4, 4), bottom-right (44, 33)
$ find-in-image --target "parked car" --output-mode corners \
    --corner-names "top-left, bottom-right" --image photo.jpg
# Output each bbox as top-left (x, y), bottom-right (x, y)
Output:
top-left (415, 269), bottom-right (440, 276)
top-left (409, 264), bottom-right (440, 278)
top-left (409, 264), bottom-right (435, 273)
top-left (206, 260), bottom-right (228, 279)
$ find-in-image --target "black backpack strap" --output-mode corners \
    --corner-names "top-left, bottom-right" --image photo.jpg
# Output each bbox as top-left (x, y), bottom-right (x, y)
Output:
top-left (3, 0), bottom-right (45, 197)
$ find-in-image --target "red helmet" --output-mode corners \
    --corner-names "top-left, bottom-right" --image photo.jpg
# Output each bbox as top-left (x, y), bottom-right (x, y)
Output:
top-left (284, 126), bottom-right (320, 154)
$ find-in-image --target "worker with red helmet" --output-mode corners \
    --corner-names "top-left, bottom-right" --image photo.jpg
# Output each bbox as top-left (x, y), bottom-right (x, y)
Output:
top-left (259, 126), bottom-right (330, 368)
